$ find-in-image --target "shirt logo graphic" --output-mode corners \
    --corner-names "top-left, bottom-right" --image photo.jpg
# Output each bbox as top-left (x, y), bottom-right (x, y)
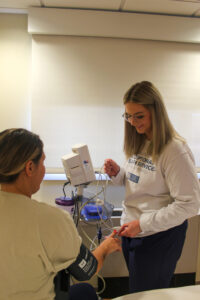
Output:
top-left (128, 155), bottom-right (156, 172)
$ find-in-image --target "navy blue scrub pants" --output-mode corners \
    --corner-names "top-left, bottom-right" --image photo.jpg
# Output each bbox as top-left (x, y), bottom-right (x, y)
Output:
top-left (122, 220), bottom-right (188, 293)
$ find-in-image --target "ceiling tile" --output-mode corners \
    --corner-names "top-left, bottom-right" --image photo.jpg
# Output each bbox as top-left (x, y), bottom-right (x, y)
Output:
top-left (1, 0), bottom-right (200, 17)
top-left (123, 0), bottom-right (200, 16)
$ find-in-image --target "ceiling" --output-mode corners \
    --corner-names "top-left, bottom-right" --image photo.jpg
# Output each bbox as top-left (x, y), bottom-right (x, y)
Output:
top-left (0, 0), bottom-right (200, 17)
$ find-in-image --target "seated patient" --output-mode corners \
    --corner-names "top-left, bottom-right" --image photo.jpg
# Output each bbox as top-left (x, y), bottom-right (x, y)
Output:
top-left (0, 128), bottom-right (121, 300)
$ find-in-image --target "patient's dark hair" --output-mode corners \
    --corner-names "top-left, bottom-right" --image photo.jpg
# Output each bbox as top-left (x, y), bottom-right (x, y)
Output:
top-left (0, 128), bottom-right (43, 183)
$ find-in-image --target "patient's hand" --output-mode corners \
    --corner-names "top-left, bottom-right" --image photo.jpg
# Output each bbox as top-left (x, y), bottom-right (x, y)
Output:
top-left (101, 230), bottom-right (122, 255)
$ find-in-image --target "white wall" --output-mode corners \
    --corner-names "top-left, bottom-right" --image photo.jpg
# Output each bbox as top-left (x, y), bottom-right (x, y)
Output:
top-left (1, 13), bottom-right (200, 168)
top-left (0, 14), bottom-right (31, 131)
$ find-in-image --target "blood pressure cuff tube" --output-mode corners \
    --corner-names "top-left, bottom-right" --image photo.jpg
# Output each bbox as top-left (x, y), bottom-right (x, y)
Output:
top-left (67, 243), bottom-right (98, 281)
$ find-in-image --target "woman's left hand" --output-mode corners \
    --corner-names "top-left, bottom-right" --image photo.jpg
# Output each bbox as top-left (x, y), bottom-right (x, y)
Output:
top-left (118, 220), bottom-right (142, 237)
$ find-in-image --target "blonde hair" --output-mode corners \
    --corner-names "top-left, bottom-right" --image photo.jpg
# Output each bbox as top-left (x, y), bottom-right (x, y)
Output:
top-left (0, 128), bottom-right (43, 183)
top-left (123, 81), bottom-right (184, 162)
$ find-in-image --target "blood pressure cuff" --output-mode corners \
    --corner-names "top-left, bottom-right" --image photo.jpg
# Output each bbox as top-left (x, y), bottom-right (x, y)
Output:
top-left (67, 243), bottom-right (98, 281)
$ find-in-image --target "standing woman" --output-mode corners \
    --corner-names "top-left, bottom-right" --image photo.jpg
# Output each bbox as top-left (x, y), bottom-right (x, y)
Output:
top-left (0, 128), bottom-right (121, 300)
top-left (104, 81), bottom-right (200, 293)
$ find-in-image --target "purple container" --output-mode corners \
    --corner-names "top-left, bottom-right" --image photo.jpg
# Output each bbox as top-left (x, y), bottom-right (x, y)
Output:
top-left (55, 197), bottom-right (74, 215)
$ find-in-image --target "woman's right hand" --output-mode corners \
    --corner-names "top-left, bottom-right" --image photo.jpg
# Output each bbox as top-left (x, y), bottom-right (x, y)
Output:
top-left (104, 159), bottom-right (120, 177)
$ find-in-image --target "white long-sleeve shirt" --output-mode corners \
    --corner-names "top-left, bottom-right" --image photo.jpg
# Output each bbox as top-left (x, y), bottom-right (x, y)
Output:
top-left (112, 138), bottom-right (200, 237)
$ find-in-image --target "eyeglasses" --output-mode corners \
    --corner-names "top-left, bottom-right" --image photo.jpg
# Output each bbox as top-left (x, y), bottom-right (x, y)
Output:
top-left (122, 112), bottom-right (145, 123)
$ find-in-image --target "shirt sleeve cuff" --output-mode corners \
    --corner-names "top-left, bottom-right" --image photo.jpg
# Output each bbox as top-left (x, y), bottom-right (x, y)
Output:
top-left (139, 213), bottom-right (152, 233)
